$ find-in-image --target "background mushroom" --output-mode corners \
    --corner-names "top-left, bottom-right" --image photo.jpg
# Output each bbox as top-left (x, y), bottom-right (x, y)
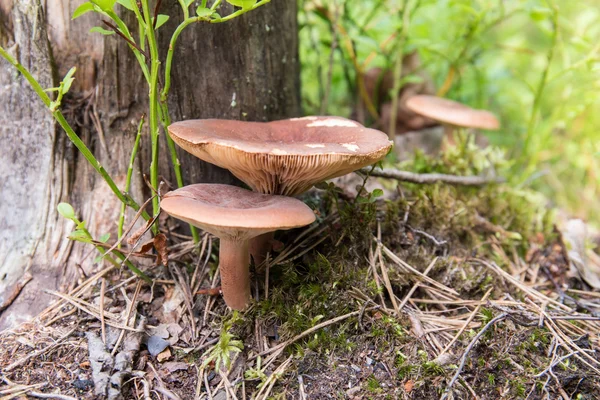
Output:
top-left (160, 184), bottom-right (315, 310)
top-left (168, 116), bottom-right (392, 264)
top-left (405, 95), bottom-right (500, 146)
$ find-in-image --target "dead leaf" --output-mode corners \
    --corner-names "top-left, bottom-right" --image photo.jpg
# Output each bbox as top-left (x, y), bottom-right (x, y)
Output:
top-left (139, 239), bottom-right (155, 254)
top-left (404, 380), bottom-right (414, 393)
top-left (161, 361), bottom-right (189, 374)
top-left (408, 313), bottom-right (425, 338)
top-left (562, 219), bottom-right (600, 289)
top-left (154, 233), bottom-right (169, 266)
top-left (128, 218), bottom-right (153, 245)
top-left (157, 348), bottom-right (171, 363)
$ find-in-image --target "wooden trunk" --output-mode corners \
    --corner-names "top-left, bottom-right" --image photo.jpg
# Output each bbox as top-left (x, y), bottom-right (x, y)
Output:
top-left (0, 0), bottom-right (300, 329)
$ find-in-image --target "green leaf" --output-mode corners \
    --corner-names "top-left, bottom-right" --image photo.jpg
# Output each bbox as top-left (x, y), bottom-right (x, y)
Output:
top-left (57, 203), bottom-right (76, 219)
top-left (99, 233), bottom-right (111, 243)
top-left (154, 14), bottom-right (169, 30)
top-left (93, 255), bottom-right (104, 263)
top-left (372, 189), bottom-right (384, 198)
top-left (529, 6), bottom-right (552, 21)
top-left (68, 230), bottom-right (92, 243)
top-left (117, 0), bottom-right (135, 11)
top-left (90, 26), bottom-right (116, 35)
top-left (72, 2), bottom-right (95, 19)
top-left (196, 6), bottom-right (212, 17)
top-left (226, 0), bottom-right (256, 10)
top-left (185, 0), bottom-right (195, 6)
top-left (90, 0), bottom-right (117, 12)
top-left (61, 67), bottom-right (77, 94)
top-left (76, 220), bottom-right (87, 229)
top-left (453, 4), bottom-right (479, 18)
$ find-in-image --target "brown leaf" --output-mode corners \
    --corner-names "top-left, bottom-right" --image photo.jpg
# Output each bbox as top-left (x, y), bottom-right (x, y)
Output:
top-left (154, 233), bottom-right (168, 266)
top-left (161, 361), bottom-right (189, 373)
top-left (404, 380), bottom-right (414, 393)
top-left (157, 348), bottom-right (171, 363)
top-left (196, 287), bottom-right (221, 296)
top-left (128, 218), bottom-right (153, 245)
top-left (139, 239), bottom-right (155, 254)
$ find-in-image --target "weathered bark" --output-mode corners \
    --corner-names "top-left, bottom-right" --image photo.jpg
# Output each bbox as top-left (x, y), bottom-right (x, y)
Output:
top-left (0, 0), bottom-right (300, 329)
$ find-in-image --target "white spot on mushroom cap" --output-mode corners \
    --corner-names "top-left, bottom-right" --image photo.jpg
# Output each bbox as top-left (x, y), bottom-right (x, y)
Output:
top-left (307, 119), bottom-right (359, 128)
top-left (305, 144), bottom-right (326, 148)
top-left (342, 143), bottom-right (360, 152)
top-left (271, 148), bottom-right (288, 155)
top-left (290, 116), bottom-right (318, 121)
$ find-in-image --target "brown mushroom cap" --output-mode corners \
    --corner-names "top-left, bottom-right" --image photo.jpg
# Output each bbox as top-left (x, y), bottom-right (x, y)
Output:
top-left (168, 116), bottom-right (392, 195)
top-left (405, 95), bottom-right (500, 130)
top-left (160, 184), bottom-right (316, 241)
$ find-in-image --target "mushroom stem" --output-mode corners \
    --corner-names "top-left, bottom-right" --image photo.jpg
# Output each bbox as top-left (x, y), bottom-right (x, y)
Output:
top-left (249, 231), bottom-right (274, 268)
top-left (219, 239), bottom-right (251, 310)
top-left (442, 123), bottom-right (455, 148)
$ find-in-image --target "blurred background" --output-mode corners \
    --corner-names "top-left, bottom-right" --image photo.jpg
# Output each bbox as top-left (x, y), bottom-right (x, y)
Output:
top-left (298, 0), bottom-right (600, 225)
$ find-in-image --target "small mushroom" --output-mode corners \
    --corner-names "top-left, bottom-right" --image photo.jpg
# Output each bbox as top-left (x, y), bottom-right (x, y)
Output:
top-left (160, 184), bottom-right (315, 310)
top-left (168, 116), bottom-right (392, 264)
top-left (405, 95), bottom-right (500, 146)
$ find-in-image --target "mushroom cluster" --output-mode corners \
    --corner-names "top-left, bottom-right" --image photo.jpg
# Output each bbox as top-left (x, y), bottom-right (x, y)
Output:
top-left (161, 116), bottom-right (392, 310)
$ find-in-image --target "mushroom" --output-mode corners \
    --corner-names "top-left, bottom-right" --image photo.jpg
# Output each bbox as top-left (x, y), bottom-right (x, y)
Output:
top-left (168, 116), bottom-right (392, 264)
top-left (405, 95), bottom-right (500, 146)
top-left (160, 184), bottom-right (315, 310)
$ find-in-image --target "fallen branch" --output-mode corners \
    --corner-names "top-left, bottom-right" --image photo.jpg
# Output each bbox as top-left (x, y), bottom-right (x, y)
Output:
top-left (358, 167), bottom-right (504, 186)
top-left (28, 391), bottom-right (78, 400)
top-left (0, 273), bottom-right (32, 312)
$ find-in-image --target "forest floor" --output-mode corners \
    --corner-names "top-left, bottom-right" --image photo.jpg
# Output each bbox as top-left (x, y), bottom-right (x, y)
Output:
top-left (1, 140), bottom-right (600, 399)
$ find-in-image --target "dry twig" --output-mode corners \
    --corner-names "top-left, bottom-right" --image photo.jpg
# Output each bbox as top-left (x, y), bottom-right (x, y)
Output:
top-left (359, 167), bottom-right (504, 186)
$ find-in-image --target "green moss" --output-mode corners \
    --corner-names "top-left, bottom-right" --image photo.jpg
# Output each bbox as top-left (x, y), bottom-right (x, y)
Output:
top-left (366, 375), bottom-right (382, 393)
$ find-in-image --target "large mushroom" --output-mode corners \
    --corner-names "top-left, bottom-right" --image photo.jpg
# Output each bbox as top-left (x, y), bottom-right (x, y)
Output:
top-left (168, 116), bottom-right (392, 263)
top-left (160, 184), bottom-right (315, 310)
top-left (405, 95), bottom-right (500, 146)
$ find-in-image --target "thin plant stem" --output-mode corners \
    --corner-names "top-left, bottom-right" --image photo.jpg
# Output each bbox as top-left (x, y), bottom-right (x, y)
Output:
top-left (141, 0), bottom-right (162, 232)
top-left (387, 0), bottom-right (416, 141)
top-left (0, 45), bottom-right (149, 221)
top-left (522, 4), bottom-right (558, 165)
top-left (320, 0), bottom-right (339, 115)
top-left (161, 0), bottom-right (272, 103)
top-left (72, 216), bottom-right (152, 283)
top-left (157, 0), bottom-right (271, 242)
top-left (178, 0), bottom-right (190, 19)
top-left (158, 103), bottom-right (200, 242)
top-left (105, 10), bottom-right (151, 82)
top-left (118, 115), bottom-right (145, 247)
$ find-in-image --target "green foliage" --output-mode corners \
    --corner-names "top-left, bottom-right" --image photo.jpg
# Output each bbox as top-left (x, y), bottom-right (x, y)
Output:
top-left (202, 312), bottom-right (244, 371)
top-left (300, 0), bottom-right (600, 225)
top-left (226, 0), bottom-right (257, 9)
top-left (366, 375), bottom-right (382, 393)
top-left (48, 67), bottom-right (76, 112)
top-left (56, 203), bottom-right (152, 283)
top-left (244, 357), bottom-right (269, 388)
top-left (392, 133), bottom-right (554, 249)
top-left (89, 26), bottom-right (116, 35)
top-left (57, 202), bottom-right (75, 219)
